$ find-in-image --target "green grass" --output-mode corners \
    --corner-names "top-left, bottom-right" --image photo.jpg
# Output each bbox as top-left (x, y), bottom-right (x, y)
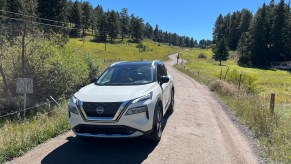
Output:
top-left (0, 102), bottom-right (70, 163)
top-left (68, 38), bottom-right (181, 71)
top-left (176, 48), bottom-right (291, 163)
top-left (181, 49), bottom-right (291, 104)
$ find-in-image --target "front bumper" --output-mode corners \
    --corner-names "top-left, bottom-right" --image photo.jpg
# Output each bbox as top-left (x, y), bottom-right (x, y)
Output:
top-left (72, 125), bottom-right (152, 138)
top-left (68, 99), bottom-right (156, 138)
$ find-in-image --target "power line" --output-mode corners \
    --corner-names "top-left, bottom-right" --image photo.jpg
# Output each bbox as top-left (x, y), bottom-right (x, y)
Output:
top-left (0, 15), bottom-right (80, 30)
top-left (0, 9), bottom-right (83, 28)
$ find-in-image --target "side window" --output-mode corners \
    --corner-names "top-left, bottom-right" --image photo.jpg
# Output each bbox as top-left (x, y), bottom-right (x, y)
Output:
top-left (157, 64), bottom-right (162, 81)
top-left (162, 65), bottom-right (167, 76)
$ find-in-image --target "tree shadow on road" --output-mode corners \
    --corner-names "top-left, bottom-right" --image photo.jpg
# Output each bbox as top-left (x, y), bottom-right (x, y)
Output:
top-left (41, 110), bottom-right (173, 164)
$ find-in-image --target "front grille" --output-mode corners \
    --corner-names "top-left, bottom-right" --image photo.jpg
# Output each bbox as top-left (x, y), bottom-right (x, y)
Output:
top-left (74, 125), bottom-right (136, 135)
top-left (82, 102), bottom-right (123, 117)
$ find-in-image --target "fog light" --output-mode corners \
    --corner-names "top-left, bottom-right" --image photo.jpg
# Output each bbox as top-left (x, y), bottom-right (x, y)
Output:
top-left (126, 106), bottom-right (148, 115)
top-left (68, 105), bottom-right (79, 115)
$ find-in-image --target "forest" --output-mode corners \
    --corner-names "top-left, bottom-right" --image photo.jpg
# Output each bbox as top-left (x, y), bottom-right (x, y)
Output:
top-left (213, 0), bottom-right (291, 67)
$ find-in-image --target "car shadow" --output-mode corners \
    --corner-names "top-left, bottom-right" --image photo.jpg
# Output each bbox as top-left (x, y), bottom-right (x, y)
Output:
top-left (41, 110), bottom-right (173, 164)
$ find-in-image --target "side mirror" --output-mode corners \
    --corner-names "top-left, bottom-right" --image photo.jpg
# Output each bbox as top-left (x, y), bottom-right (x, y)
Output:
top-left (160, 76), bottom-right (169, 84)
top-left (91, 77), bottom-right (98, 83)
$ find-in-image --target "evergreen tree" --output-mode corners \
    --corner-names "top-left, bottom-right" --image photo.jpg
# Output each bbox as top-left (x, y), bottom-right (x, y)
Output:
top-left (212, 38), bottom-right (229, 66)
top-left (144, 22), bottom-right (153, 39)
top-left (38, 0), bottom-right (67, 23)
top-left (108, 10), bottom-right (120, 40)
top-left (190, 37), bottom-right (195, 48)
top-left (213, 14), bottom-right (224, 44)
top-left (6, 0), bottom-right (21, 17)
top-left (237, 32), bottom-right (251, 65)
top-left (153, 24), bottom-right (159, 42)
top-left (120, 8), bottom-right (130, 41)
top-left (228, 11), bottom-right (240, 50)
top-left (81, 1), bottom-right (93, 30)
top-left (0, 0), bottom-right (5, 11)
top-left (185, 36), bottom-right (190, 47)
top-left (249, 4), bottom-right (269, 67)
top-left (239, 9), bottom-right (253, 37)
top-left (130, 15), bottom-right (144, 42)
top-left (70, 1), bottom-right (82, 37)
top-left (270, 0), bottom-right (287, 61)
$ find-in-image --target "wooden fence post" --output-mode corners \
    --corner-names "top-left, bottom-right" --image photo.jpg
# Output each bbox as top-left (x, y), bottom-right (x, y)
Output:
top-left (238, 74), bottom-right (242, 95)
top-left (270, 93), bottom-right (275, 114)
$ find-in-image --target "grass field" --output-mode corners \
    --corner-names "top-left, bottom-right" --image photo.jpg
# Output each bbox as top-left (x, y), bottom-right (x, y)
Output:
top-left (180, 49), bottom-right (291, 105)
top-left (177, 49), bottom-right (291, 163)
top-left (68, 37), bottom-right (181, 72)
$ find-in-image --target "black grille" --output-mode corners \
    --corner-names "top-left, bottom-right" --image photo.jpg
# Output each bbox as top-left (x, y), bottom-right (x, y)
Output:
top-left (82, 102), bottom-right (122, 117)
top-left (74, 125), bottom-right (136, 135)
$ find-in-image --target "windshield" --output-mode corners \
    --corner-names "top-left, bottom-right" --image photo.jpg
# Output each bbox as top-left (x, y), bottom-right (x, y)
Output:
top-left (96, 65), bottom-right (154, 85)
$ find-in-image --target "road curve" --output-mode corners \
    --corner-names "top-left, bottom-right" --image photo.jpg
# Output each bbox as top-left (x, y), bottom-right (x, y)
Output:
top-left (7, 53), bottom-right (260, 164)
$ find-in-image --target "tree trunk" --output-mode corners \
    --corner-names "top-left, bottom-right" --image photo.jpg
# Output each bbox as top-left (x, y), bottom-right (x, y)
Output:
top-left (22, 23), bottom-right (27, 77)
top-left (219, 60), bottom-right (222, 66)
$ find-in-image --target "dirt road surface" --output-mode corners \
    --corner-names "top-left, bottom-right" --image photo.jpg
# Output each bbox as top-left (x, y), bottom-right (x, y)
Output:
top-left (7, 53), bottom-right (261, 164)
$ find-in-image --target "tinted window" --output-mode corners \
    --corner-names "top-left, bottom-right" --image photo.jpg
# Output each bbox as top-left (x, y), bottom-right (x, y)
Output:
top-left (96, 65), bottom-right (154, 85)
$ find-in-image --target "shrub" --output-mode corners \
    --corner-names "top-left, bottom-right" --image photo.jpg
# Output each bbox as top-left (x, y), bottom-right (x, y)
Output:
top-left (198, 53), bottom-right (207, 59)
top-left (209, 80), bottom-right (236, 96)
top-left (0, 36), bottom-right (99, 109)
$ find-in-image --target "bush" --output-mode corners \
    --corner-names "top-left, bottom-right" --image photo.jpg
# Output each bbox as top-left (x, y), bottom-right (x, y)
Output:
top-left (0, 36), bottom-right (99, 109)
top-left (214, 69), bottom-right (259, 94)
top-left (209, 80), bottom-right (236, 96)
top-left (198, 53), bottom-right (207, 59)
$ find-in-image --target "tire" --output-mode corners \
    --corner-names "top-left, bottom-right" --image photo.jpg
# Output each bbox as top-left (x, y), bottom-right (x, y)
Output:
top-left (148, 104), bottom-right (163, 142)
top-left (168, 89), bottom-right (174, 114)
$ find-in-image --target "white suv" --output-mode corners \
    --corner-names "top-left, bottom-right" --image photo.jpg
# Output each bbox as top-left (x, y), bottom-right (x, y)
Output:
top-left (68, 60), bottom-right (174, 141)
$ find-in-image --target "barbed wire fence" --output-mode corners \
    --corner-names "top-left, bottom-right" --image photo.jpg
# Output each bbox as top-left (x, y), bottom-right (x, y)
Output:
top-left (0, 10), bottom-right (86, 120)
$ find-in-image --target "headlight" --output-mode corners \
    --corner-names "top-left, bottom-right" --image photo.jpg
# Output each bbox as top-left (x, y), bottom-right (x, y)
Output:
top-left (68, 96), bottom-right (79, 115)
top-left (126, 105), bottom-right (148, 115)
top-left (131, 92), bottom-right (153, 104)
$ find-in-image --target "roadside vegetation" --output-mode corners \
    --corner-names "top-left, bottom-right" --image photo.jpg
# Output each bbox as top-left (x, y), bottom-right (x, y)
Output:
top-left (0, 101), bottom-right (69, 163)
top-left (176, 49), bottom-right (291, 163)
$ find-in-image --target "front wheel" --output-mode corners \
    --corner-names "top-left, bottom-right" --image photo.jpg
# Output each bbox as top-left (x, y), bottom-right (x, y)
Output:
top-left (148, 104), bottom-right (163, 142)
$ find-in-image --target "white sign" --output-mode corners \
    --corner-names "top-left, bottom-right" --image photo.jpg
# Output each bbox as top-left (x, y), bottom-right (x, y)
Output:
top-left (16, 78), bottom-right (33, 94)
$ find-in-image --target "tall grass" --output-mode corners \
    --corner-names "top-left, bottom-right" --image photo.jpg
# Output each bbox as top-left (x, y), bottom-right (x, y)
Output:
top-left (175, 50), bottom-right (291, 163)
top-left (0, 102), bottom-right (70, 163)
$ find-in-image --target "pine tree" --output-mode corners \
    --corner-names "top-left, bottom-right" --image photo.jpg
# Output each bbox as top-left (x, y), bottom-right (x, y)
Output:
top-left (212, 38), bottom-right (229, 66)
top-left (98, 10), bottom-right (108, 42)
top-left (38, 0), bottom-right (67, 22)
top-left (239, 9), bottom-right (253, 37)
top-left (108, 10), bottom-right (120, 40)
top-left (6, 0), bottom-right (21, 18)
top-left (130, 15), bottom-right (144, 42)
top-left (144, 22), bottom-right (153, 39)
top-left (70, 1), bottom-right (82, 37)
top-left (270, 0), bottom-right (287, 61)
top-left (237, 32), bottom-right (251, 65)
top-left (81, 1), bottom-right (93, 30)
top-left (190, 37), bottom-right (195, 48)
top-left (249, 4), bottom-right (269, 67)
top-left (213, 14), bottom-right (224, 44)
top-left (228, 11), bottom-right (240, 50)
top-left (120, 8), bottom-right (130, 41)
top-left (0, 0), bottom-right (5, 11)
top-left (153, 24), bottom-right (159, 42)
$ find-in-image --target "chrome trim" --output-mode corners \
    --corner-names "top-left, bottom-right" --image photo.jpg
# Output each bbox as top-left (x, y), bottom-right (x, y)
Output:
top-left (75, 131), bottom-right (144, 138)
top-left (78, 100), bottom-right (131, 123)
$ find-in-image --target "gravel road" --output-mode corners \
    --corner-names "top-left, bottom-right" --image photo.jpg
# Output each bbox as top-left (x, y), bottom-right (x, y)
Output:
top-left (7, 53), bottom-right (261, 164)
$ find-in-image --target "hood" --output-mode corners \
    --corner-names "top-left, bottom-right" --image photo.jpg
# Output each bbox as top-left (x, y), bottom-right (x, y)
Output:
top-left (74, 82), bottom-right (157, 102)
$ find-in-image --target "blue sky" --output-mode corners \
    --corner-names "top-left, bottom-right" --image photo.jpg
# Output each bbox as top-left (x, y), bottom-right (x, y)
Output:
top-left (88, 0), bottom-right (281, 41)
